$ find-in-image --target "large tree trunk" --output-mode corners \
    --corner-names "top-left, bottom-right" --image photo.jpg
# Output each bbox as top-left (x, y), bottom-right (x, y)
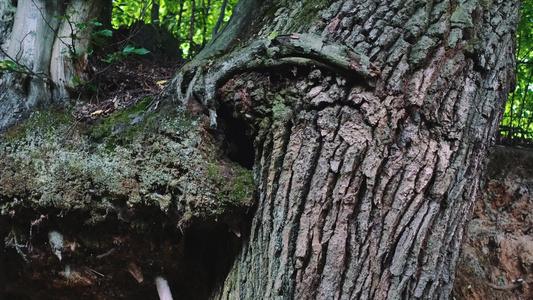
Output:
top-left (0, 0), bottom-right (521, 299)
top-left (0, 0), bottom-right (103, 132)
top-left (167, 0), bottom-right (519, 299)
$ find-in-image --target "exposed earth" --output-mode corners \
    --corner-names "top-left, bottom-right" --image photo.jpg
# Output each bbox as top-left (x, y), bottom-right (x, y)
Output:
top-left (72, 40), bottom-right (185, 121)
top-left (1, 28), bottom-right (253, 299)
top-left (454, 146), bottom-right (533, 300)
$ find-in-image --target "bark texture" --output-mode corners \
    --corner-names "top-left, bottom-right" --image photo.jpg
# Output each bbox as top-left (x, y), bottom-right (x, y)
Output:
top-left (0, 0), bottom-right (102, 132)
top-left (184, 0), bottom-right (521, 299)
top-left (50, 0), bottom-right (105, 101)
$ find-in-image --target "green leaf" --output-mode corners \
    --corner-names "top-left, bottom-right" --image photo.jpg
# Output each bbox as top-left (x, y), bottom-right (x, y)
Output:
top-left (5, 60), bottom-right (18, 69)
top-left (131, 48), bottom-right (150, 55)
top-left (75, 23), bottom-right (88, 30)
top-left (123, 44), bottom-right (135, 54)
top-left (96, 29), bottom-right (113, 37)
top-left (268, 31), bottom-right (278, 40)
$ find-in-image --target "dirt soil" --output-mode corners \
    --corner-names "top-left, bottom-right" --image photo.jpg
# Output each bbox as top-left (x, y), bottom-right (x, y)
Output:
top-left (454, 146), bottom-right (533, 300)
top-left (72, 44), bottom-right (186, 121)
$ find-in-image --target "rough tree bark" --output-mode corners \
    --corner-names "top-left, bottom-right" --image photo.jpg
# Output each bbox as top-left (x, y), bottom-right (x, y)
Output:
top-left (167, 0), bottom-right (519, 299)
top-left (0, 0), bottom-right (521, 299)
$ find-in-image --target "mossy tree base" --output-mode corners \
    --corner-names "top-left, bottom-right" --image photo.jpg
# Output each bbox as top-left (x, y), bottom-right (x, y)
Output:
top-left (0, 98), bottom-right (254, 299)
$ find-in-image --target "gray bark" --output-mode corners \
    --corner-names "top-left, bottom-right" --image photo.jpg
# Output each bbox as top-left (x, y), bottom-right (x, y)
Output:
top-left (50, 0), bottom-right (104, 101)
top-left (0, 0), bottom-right (62, 131)
top-left (181, 0), bottom-right (521, 299)
top-left (0, 0), bottom-right (102, 132)
top-left (0, 0), bottom-right (522, 298)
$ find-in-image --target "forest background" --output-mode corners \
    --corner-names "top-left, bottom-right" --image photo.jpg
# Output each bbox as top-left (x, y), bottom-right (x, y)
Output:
top-left (2, 0), bottom-right (530, 143)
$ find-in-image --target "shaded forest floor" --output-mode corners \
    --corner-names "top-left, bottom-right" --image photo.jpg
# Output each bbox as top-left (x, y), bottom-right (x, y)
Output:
top-left (72, 41), bottom-right (186, 121)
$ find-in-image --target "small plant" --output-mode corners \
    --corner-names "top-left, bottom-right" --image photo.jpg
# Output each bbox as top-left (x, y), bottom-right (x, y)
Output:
top-left (0, 56), bottom-right (48, 80)
top-left (101, 44), bottom-right (150, 63)
top-left (71, 76), bottom-right (98, 93)
top-left (54, 14), bottom-right (113, 60)
top-left (54, 13), bottom-right (150, 64)
top-left (51, 12), bottom-right (150, 93)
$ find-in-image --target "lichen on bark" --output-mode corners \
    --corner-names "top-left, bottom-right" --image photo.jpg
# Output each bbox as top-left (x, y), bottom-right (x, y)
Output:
top-left (195, 0), bottom-right (522, 299)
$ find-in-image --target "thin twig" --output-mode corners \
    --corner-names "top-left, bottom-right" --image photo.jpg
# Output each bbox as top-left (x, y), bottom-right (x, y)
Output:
top-left (86, 267), bottom-right (105, 277)
top-left (0, 47), bottom-right (51, 81)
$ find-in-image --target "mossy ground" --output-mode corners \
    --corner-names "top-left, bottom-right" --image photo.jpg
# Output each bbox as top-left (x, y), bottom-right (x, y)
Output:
top-left (0, 97), bottom-right (255, 226)
top-left (0, 96), bottom-right (255, 299)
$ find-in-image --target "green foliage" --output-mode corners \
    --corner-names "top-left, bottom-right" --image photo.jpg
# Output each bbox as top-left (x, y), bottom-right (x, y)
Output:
top-left (54, 15), bottom-right (106, 60)
top-left (501, 0), bottom-right (533, 140)
top-left (0, 60), bottom-right (25, 74)
top-left (111, 0), bottom-right (239, 57)
top-left (71, 76), bottom-right (98, 93)
top-left (54, 13), bottom-right (149, 65)
top-left (102, 44), bottom-right (151, 63)
top-left (267, 31), bottom-right (278, 40)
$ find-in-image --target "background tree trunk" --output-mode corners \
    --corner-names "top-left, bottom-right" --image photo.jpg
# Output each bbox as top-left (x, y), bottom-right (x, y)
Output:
top-left (0, 0), bottom-right (103, 132)
top-left (50, 0), bottom-right (104, 102)
top-left (194, 0), bottom-right (521, 299)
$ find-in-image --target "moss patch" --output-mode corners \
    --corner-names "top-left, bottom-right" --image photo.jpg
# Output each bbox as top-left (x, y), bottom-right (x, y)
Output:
top-left (228, 168), bottom-right (254, 203)
top-left (208, 160), bottom-right (255, 214)
top-left (0, 98), bottom-right (251, 229)
top-left (88, 97), bottom-right (154, 149)
top-left (2, 105), bottom-right (74, 142)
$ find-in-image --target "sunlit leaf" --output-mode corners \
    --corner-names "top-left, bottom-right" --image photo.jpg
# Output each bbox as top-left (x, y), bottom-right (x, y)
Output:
top-left (123, 44), bottom-right (135, 54)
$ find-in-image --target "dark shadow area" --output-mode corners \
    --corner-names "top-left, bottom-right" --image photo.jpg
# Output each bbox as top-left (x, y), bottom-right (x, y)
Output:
top-left (0, 216), bottom-right (7, 300)
top-left (216, 104), bottom-right (255, 170)
top-left (1, 207), bottom-right (242, 300)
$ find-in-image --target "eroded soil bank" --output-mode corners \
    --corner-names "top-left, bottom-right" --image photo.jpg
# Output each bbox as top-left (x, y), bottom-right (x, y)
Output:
top-left (454, 145), bottom-right (533, 300)
top-left (0, 96), bottom-right (255, 299)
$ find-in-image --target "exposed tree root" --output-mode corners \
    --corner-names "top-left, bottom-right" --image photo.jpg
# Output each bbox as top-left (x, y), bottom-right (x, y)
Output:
top-left (159, 33), bottom-right (381, 128)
